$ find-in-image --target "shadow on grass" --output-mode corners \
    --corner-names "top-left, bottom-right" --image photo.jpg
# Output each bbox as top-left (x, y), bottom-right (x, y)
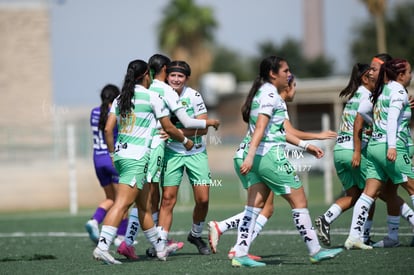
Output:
top-left (0, 254), bottom-right (57, 262)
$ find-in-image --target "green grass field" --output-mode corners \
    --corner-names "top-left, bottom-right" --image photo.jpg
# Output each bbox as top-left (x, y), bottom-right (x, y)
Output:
top-left (1, 174), bottom-right (413, 274)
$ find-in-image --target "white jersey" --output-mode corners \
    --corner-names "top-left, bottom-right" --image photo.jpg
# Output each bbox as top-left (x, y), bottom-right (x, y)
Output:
top-left (336, 85), bottom-right (372, 150)
top-left (371, 81), bottom-right (411, 147)
top-left (245, 82), bottom-right (288, 156)
top-left (166, 86), bottom-right (208, 155)
top-left (111, 85), bottom-right (169, 160)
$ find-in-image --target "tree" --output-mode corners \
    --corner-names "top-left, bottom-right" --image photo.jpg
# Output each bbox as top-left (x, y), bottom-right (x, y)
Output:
top-left (351, 2), bottom-right (414, 64)
top-left (360, 0), bottom-right (387, 53)
top-left (158, 0), bottom-right (217, 87)
top-left (210, 46), bottom-right (254, 82)
top-left (251, 39), bottom-right (333, 78)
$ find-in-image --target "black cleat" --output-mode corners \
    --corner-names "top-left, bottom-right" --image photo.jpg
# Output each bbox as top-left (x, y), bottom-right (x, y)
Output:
top-left (187, 233), bottom-right (211, 255)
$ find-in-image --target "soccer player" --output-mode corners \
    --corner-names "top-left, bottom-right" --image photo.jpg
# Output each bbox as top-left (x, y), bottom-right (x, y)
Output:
top-left (157, 60), bottom-right (215, 255)
top-left (85, 84), bottom-right (129, 246)
top-left (92, 59), bottom-right (193, 264)
top-left (230, 56), bottom-right (342, 267)
top-left (117, 54), bottom-right (219, 259)
top-left (208, 74), bottom-right (337, 257)
top-left (344, 58), bottom-right (414, 249)
top-left (314, 63), bottom-right (376, 247)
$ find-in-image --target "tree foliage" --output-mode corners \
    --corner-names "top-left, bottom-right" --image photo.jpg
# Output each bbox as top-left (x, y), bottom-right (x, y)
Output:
top-left (157, 0), bottom-right (217, 87)
top-left (251, 39), bottom-right (334, 78)
top-left (351, 2), bottom-right (414, 63)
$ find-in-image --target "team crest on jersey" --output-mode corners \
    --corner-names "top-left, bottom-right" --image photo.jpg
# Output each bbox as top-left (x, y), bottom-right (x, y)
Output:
top-left (398, 90), bottom-right (405, 94)
top-left (268, 92), bottom-right (274, 98)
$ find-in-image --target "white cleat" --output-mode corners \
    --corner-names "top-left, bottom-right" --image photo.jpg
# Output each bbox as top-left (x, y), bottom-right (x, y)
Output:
top-left (344, 236), bottom-right (373, 250)
top-left (93, 247), bottom-right (122, 265)
top-left (156, 242), bottom-right (179, 261)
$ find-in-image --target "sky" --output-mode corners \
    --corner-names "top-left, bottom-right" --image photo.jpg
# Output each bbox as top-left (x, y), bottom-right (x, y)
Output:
top-left (48, 0), bottom-right (403, 107)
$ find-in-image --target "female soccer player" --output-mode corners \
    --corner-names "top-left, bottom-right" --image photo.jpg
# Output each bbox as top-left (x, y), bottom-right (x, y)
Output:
top-left (92, 59), bottom-right (193, 264)
top-left (230, 56), bottom-right (342, 267)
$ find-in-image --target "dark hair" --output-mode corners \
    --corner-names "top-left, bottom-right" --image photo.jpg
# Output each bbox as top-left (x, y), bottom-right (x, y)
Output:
top-left (371, 58), bottom-right (409, 105)
top-left (118, 59), bottom-right (149, 117)
top-left (339, 63), bottom-right (370, 99)
top-left (372, 53), bottom-right (393, 63)
top-left (148, 54), bottom-right (170, 80)
top-left (98, 84), bottom-right (120, 131)
top-left (166, 60), bottom-right (191, 76)
top-left (241, 56), bottom-right (286, 123)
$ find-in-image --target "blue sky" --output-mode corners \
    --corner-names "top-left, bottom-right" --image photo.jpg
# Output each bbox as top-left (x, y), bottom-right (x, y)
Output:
top-left (49, 0), bottom-right (402, 107)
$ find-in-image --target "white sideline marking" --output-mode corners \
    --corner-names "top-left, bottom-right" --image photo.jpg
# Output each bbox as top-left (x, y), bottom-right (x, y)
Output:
top-left (0, 229), bottom-right (412, 238)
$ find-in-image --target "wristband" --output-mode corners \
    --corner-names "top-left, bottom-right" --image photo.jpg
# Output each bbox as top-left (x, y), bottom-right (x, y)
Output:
top-left (182, 137), bottom-right (188, 145)
top-left (109, 152), bottom-right (114, 157)
top-left (298, 140), bottom-right (310, 150)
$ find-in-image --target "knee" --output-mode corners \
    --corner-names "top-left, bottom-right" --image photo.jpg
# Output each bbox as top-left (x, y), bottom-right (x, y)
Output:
top-left (195, 199), bottom-right (209, 209)
top-left (161, 193), bottom-right (177, 208)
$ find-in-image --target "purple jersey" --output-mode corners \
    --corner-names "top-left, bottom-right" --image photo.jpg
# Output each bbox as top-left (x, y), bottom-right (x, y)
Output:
top-left (90, 106), bottom-right (119, 186)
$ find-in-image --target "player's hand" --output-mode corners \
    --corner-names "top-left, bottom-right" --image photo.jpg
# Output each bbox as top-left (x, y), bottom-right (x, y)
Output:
top-left (306, 144), bottom-right (324, 159)
top-left (386, 148), bottom-right (397, 162)
top-left (184, 139), bottom-right (194, 151)
top-left (159, 129), bottom-right (169, 140)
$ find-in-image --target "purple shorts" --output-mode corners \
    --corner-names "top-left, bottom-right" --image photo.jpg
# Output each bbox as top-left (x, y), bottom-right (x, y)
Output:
top-left (93, 154), bottom-right (119, 187)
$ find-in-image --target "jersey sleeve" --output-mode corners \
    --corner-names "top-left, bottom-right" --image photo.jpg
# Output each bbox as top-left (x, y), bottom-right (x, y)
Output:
top-left (387, 90), bottom-right (408, 148)
top-left (357, 98), bottom-right (373, 124)
top-left (192, 91), bottom-right (208, 117)
top-left (258, 91), bottom-right (277, 117)
top-left (151, 93), bottom-right (170, 119)
top-left (109, 98), bottom-right (118, 115)
top-left (174, 108), bottom-right (207, 128)
top-left (164, 87), bottom-right (183, 113)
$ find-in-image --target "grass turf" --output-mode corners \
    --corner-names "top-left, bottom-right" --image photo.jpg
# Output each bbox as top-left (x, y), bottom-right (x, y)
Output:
top-left (1, 174), bottom-right (413, 274)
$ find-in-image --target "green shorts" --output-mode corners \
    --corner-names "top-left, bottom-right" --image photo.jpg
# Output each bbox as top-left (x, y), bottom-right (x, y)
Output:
top-left (146, 141), bottom-right (165, 183)
top-left (333, 146), bottom-right (367, 190)
top-left (234, 157), bottom-right (249, 189)
top-left (245, 147), bottom-right (302, 195)
top-left (162, 148), bottom-right (211, 187)
top-left (114, 156), bottom-right (149, 190)
top-left (409, 144), bottom-right (414, 158)
top-left (365, 140), bottom-right (414, 184)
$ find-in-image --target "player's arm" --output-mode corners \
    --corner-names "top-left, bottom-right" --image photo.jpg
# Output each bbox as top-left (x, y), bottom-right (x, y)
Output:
top-left (104, 113), bottom-right (117, 155)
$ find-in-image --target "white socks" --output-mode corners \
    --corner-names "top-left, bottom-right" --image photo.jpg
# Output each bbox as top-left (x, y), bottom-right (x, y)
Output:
top-left (97, 225), bottom-right (117, 251)
top-left (292, 208), bottom-right (320, 255)
top-left (323, 203), bottom-right (342, 224)
top-left (124, 207), bottom-right (140, 246)
top-left (349, 193), bottom-right (374, 239)
top-left (233, 206), bottom-right (261, 257)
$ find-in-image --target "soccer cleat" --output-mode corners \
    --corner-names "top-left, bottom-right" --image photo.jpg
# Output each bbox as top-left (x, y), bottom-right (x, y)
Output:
top-left (167, 239), bottom-right (184, 254)
top-left (113, 236), bottom-right (124, 247)
top-left (156, 242), bottom-right (179, 261)
top-left (93, 247), bottom-right (122, 265)
top-left (85, 219), bottom-right (100, 244)
top-left (117, 241), bottom-right (139, 260)
top-left (146, 246), bottom-right (157, 258)
top-left (314, 215), bottom-right (331, 246)
top-left (228, 247), bottom-right (262, 261)
top-left (309, 247), bottom-right (343, 264)
top-left (231, 256), bottom-right (266, 267)
top-left (344, 236), bottom-right (373, 250)
top-left (187, 233), bottom-right (211, 255)
top-left (208, 221), bottom-right (222, 253)
top-left (363, 237), bottom-right (376, 246)
top-left (372, 236), bottom-right (400, 248)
